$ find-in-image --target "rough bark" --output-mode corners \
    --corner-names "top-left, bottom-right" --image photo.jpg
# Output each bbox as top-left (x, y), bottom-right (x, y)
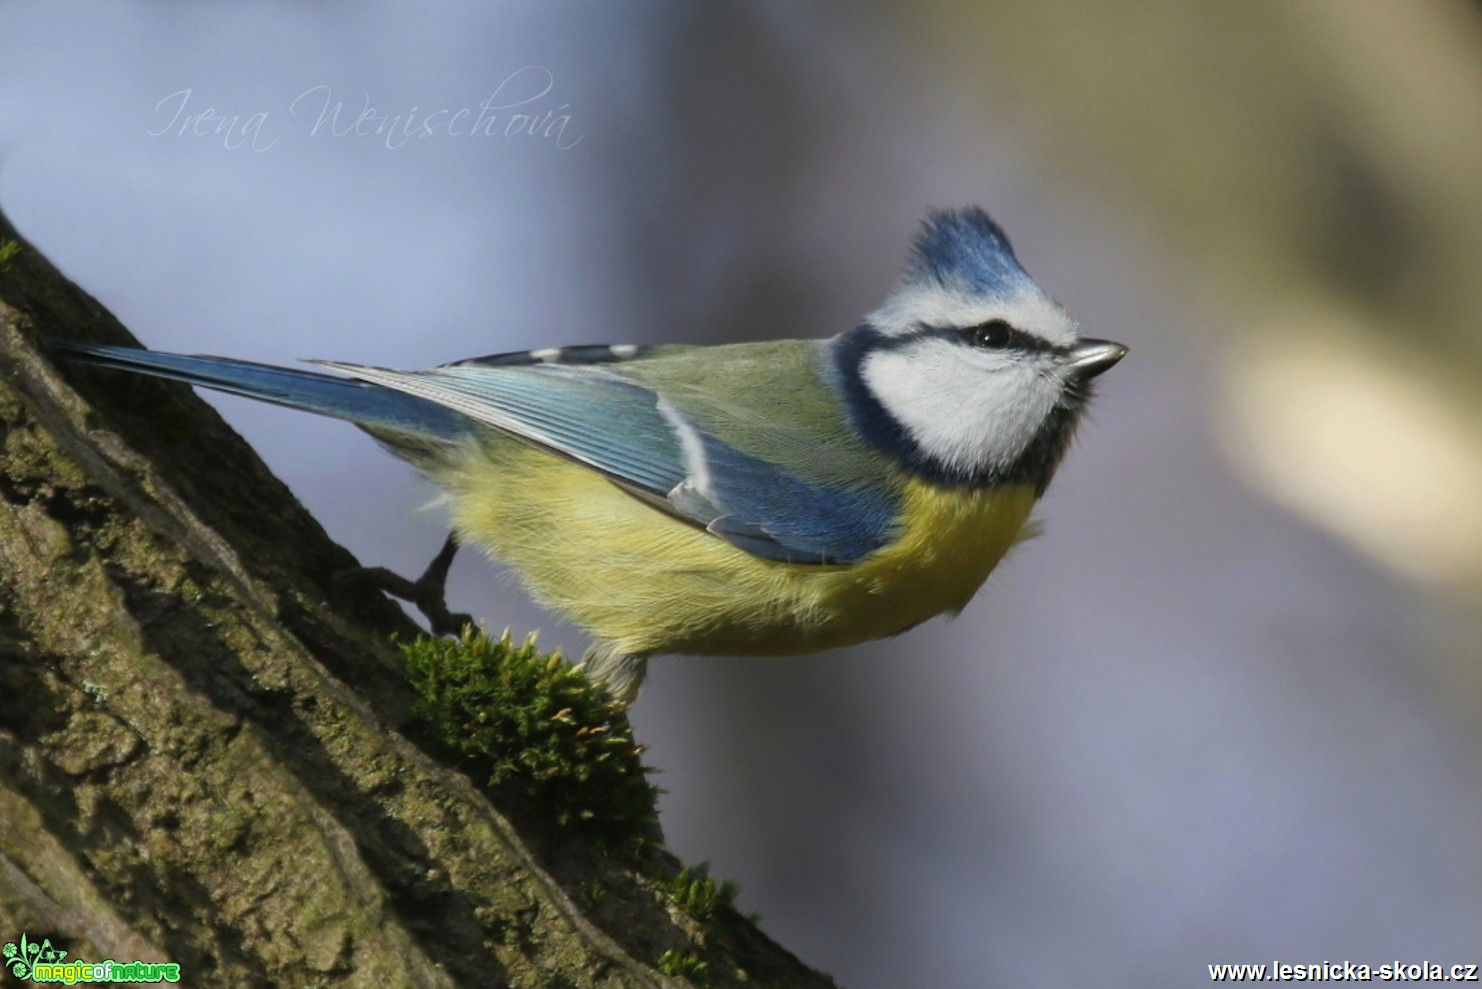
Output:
top-left (0, 212), bottom-right (836, 989)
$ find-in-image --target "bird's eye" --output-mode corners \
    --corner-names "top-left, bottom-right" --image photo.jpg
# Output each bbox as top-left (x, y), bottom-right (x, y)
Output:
top-left (967, 320), bottom-right (1015, 349)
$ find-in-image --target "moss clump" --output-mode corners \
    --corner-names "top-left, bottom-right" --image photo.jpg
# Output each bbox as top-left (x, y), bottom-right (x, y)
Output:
top-left (655, 949), bottom-right (710, 984)
top-left (661, 865), bottom-right (738, 922)
top-left (0, 239), bottom-right (19, 274)
top-left (401, 628), bottom-right (660, 853)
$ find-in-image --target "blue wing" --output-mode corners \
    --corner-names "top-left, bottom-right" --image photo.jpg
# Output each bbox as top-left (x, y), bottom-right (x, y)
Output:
top-left (48, 340), bottom-right (900, 564)
top-left (315, 356), bottom-right (900, 565)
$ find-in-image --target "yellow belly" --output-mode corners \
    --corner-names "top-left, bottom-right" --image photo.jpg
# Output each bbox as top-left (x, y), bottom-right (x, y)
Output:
top-left (442, 441), bottom-right (1039, 658)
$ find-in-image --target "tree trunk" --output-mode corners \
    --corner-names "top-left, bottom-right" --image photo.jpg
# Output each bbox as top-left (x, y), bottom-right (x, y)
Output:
top-left (0, 212), bottom-right (837, 989)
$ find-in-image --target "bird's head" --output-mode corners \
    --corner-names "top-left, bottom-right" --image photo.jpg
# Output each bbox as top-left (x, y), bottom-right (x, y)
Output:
top-left (830, 207), bottom-right (1125, 490)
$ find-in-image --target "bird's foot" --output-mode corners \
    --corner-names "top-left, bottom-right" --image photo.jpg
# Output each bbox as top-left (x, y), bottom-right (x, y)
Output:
top-left (336, 534), bottom-right (474, 637)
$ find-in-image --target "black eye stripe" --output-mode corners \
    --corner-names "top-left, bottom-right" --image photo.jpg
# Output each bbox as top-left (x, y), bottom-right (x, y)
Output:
top-left (965, 319), bottom-right (1061, 354)
top-left (912, 321), bottom-right (1066, 355)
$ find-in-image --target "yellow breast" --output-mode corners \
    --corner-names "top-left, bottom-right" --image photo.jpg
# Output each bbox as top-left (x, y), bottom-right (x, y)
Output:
top-left (442, 440), bottom-right (1039, 658)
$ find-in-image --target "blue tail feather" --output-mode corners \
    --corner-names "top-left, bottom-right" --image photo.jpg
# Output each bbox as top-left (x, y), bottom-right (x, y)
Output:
top-left (47, 341), bottom-right (471, 444)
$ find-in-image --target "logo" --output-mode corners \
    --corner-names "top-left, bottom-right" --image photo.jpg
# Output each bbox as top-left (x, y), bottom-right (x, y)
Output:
top-left (3, 933), bottom-right (181, 984)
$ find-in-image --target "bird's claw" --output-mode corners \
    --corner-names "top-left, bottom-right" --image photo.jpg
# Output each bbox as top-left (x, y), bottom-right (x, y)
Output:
top-left (335, 534), bottom-right (473, 637)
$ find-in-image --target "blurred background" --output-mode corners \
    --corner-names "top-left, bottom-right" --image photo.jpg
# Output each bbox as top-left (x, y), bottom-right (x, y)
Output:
top-left (3, 2), bottom-right (1480, 985)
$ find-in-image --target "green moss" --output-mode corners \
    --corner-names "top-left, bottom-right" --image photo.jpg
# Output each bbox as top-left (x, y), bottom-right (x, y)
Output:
top-left (0, 239), bottom-right (19, 275)
top-left (655, 949), bottom-right (710, 984)
top-left (400, 628), bottom-right (660, 854)
top-left (661, 865), bottom-right (738, 922)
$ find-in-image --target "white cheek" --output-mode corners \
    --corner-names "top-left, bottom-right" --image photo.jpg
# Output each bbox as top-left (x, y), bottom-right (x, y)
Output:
top-left (861, 345), bottom-right (1059, 474)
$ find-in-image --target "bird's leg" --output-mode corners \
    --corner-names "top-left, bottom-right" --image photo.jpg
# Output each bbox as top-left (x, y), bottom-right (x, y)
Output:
top-left (576, 643), bottom-right (670, 851)
top-left (580, 643), bottom-right (649, 706)
top-left (335, 533), bottom-right (475, 637)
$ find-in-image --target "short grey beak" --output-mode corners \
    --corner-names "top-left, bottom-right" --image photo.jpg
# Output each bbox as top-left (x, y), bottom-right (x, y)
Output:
top-left (1065, 338), bottom-right (1128, 379)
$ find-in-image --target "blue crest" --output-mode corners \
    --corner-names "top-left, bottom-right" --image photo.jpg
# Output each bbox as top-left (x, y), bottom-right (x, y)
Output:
top-left (905, 207), bottom-right (1032, 297)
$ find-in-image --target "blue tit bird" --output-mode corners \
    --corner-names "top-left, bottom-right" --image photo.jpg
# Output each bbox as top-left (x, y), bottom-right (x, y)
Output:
top-left (50, 207), bottom-right (1125, 702)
